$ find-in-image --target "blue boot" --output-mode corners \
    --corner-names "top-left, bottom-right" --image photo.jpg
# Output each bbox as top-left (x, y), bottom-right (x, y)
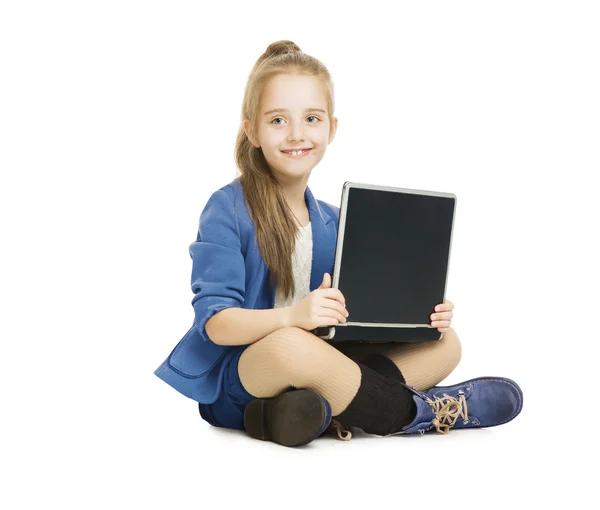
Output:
top-left (385, 376), bottom-right (524, 436)
top-left (243, 389), bottom-right (333, 447)
top-left (357, 352), bottom-right (524, 436)
top-left (328, 354), bottom-right (524, 439)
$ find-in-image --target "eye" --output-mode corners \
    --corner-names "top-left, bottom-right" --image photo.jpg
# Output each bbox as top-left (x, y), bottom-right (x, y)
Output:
top-left (270, 116), bottom-right (321, 125)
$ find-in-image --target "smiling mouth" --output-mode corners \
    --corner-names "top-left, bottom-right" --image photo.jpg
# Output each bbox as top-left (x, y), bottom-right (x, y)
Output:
top-left (281, 149), bottom-right (312, 158)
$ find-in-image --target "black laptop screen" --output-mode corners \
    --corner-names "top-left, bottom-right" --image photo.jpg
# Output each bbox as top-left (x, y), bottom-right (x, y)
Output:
top-left (335, 185), bottom-right (455, 326)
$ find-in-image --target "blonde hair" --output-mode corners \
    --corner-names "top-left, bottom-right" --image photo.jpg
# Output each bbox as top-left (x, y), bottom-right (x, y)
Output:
top-left (234, 40), bottom-right (336, 300)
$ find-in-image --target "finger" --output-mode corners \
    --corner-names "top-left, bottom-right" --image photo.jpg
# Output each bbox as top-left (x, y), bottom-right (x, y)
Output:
top-left (431, 320), bottom-right (451, 328)
top-left (435, 300), bottom-right (454, 312)
top-left (324, 299), bottom-right (348, 317)
top-left (430, 311), bottom-right (453, 321)
top-left (320, 309), bottom-right (347, 323)
top-left (325, 288), bottom-right (346, 305)
top-left (320, 315), bottom-right (340, 327)
top-left (321, 299), bottom-right (348, 321)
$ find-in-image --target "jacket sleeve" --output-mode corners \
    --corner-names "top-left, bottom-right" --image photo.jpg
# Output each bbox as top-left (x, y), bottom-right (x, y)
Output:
top-left (189, 189), bottom-right (245, 343)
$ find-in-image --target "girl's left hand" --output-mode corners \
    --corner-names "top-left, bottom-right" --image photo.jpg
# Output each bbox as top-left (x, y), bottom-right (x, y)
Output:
top-left (430, 299), bottom-right (454, 332)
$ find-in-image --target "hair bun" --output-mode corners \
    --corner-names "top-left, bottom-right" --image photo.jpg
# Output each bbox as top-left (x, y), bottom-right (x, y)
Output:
top-left (264, 40), bottom-right (302, 58)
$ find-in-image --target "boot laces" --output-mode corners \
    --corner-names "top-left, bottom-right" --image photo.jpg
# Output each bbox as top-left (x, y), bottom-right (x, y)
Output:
top-left (328, 391), bottom-right (469, 439)
top-left (425, 391), bottom-right (469, 434)
top-left (331, 419), bottom-right (353, 441)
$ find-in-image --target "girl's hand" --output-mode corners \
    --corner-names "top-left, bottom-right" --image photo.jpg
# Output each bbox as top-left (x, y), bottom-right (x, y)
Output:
top-left (430, 299), bottom-right (454, 332)
top-left (289, 273), bottom-right (348, 331)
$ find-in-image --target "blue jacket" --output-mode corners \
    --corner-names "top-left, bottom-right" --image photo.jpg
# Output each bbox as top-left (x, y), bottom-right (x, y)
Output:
top-left (154, 177), bottom-right (340, 403)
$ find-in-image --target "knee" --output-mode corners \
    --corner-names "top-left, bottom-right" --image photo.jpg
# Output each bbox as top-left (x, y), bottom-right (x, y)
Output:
top-left (440, 327), bottom-right (462, 370)
top-left (255, 327), bottom-right (318, 371)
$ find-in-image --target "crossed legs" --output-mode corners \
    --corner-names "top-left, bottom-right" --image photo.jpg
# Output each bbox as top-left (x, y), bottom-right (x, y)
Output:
top-left (238, 327), bottom-right (461, 416)
top-left (334, 330), bottom-right (462, 392)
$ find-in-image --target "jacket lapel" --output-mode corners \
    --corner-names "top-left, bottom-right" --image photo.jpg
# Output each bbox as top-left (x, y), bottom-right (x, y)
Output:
top-left (306, 185), bottom-right (337, 292)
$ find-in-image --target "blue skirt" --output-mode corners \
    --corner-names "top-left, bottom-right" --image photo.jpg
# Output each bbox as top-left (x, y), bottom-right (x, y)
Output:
top-left (198, 348), bottom-right (256, 430)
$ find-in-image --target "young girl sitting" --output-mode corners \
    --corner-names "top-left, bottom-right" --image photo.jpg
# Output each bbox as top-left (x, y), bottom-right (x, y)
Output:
top-left (154, 40), bottom-right (523, 447)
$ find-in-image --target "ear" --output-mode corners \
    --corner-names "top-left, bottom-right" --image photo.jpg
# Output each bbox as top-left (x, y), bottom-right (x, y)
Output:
top-left (328, 116), bottom-right (338, 144)
top-left (243, 119), bottom-right (260, 148)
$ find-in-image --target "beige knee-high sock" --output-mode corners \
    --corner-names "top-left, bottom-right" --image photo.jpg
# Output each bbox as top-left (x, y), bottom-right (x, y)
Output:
top-left (383, 338), bottom-right (462, 391)
top-left (240, 328), bottom-right (363, 416)
top-left (334, 334), bottom-right (462, 392)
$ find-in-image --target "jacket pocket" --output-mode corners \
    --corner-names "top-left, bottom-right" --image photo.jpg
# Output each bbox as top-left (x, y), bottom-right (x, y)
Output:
top-left (168, 323), bottom-right (230, 377)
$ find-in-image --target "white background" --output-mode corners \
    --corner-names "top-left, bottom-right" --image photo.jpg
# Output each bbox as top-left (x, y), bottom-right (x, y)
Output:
top-left (2, 1), bottom-right (598, 508)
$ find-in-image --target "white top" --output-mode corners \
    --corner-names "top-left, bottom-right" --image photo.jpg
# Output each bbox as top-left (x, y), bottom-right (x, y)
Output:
top-left (274, 222), bottom-right (313, 308)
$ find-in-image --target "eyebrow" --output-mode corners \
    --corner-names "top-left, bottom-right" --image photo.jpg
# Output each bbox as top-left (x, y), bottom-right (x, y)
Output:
top-left (263, 108), bottom-right (327, 116)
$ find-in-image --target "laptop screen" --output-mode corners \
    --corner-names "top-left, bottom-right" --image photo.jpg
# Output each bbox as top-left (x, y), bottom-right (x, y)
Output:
top-left (334, 183), bottom-right (456, 327)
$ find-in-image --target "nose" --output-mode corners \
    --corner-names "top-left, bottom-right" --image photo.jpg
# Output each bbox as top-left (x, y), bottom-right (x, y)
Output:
top-left (287, 119), bottom-right (307, 142)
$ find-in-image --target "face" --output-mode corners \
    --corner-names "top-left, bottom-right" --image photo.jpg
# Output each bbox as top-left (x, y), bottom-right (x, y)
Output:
top-left (243, 74), bottom-right (337, 185)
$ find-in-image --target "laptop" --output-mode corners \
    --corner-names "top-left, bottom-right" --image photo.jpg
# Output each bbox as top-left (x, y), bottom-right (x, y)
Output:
top-left (312, 181), bottom-right (457, 344)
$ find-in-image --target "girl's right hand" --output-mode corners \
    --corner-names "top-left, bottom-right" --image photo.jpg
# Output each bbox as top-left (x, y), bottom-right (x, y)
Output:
top-left (289, 273), bottom-right (349, 331)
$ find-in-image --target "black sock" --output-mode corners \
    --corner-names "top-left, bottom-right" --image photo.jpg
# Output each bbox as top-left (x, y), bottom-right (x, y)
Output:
top-left (359, 353), bottom-right (417, 424)
top-left (360, 352), bottom-right (407, 383)
top-left (334, 363), bottom-right (417, 436)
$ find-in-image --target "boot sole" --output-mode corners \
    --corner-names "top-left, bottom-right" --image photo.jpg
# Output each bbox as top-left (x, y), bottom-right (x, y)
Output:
top-left (244, 389), bottom-right (327, 447)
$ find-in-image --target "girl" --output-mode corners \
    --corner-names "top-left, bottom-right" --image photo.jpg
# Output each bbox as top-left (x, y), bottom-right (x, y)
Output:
top-left (154, 40), bottom-right (523, 447)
